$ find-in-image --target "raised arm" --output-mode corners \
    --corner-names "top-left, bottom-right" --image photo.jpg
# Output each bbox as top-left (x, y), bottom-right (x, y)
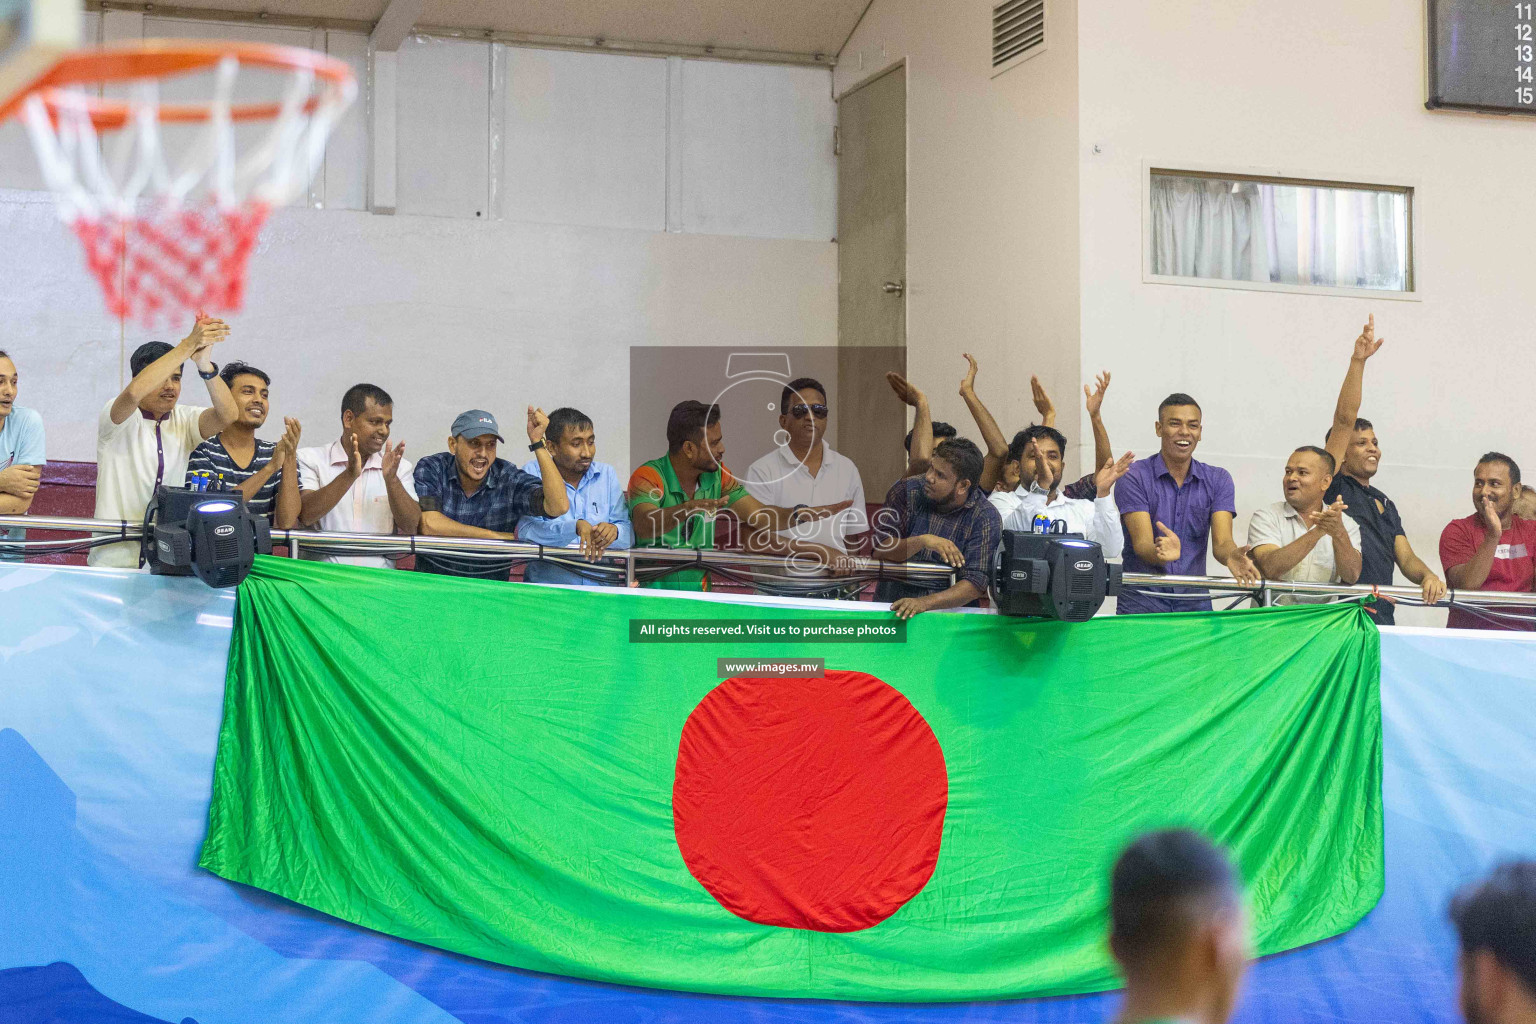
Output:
top-left (1030, 376), bottom-right (1056, 429)
top-left (1083, 371), bottom-right (1113, 471)
top-left (887, 372), bottom-right (933, 478)
top-left (957, 354), bottom-right (1009, 492)
top-left (526, 407), bottom-right (570, 517)
top-left (110, 318), bottom-right (229, 425)
top-left (1325, 315), bottom-right (1383, 471)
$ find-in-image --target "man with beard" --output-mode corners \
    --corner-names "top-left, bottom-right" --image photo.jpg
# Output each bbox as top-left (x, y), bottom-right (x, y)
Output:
top-left (872, 436), bottom-right (1002, 619)
top-left (1245, 446), bottom-right (1361, 603)
top-left (184, 362), bottom-right (301, 528)
top-left (1115, 394), bottom-right (1260, 614)
top-left (410, 408), bottom-right (570, 580)
top-left (627, 400), bottom-right (853, 592)
top-left (1108, 830), bottom-right (1250, 1024)
top-left (1451, 862), bottom-right (1536, 1024)
top-left (1323, 314), bottom-right (1445, 624)
top-left (517, 407), bottom-right (633, 585)
top-left (90, 317), bottom-right (238, 568)
top-left (1439, 453), bottom-right (1536, 631)
top-left (295, 383), bottom-right (421, 570)
top-left (999, 424), bottom-right (1134, 553)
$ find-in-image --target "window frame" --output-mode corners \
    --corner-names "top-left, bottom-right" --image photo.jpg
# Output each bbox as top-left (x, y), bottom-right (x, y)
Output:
top-left (1140, 162), bottom-right (1420, 301)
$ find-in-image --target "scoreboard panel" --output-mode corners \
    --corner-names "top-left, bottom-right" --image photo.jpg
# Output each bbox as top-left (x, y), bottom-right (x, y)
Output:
top-left (1428, 0), bottom-right (1536, 114)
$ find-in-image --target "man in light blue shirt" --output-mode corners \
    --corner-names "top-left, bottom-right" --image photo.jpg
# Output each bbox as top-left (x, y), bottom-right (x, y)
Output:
top-left (0, 350), bottom-right (46, 561)
top-left (518, 407), bottom-right (634, 585)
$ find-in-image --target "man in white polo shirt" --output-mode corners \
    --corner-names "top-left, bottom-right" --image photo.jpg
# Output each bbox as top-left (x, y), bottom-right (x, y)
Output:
top-left (742, 377), bottom-right (867, 591)
top-left (1247, 445), bottom-right (1362, 605)
top-left (89, 319), bottom-right (238, 568)
top-left (295, 383), bottom-right (420, 570)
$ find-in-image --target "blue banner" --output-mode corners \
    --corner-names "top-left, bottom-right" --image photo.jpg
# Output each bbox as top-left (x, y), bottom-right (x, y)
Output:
top-left (1, 564), bottom-right (1532, 1023)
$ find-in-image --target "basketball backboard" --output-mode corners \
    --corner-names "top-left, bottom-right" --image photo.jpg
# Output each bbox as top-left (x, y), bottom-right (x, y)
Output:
top-left (0, 0), bottom-right (81, 116)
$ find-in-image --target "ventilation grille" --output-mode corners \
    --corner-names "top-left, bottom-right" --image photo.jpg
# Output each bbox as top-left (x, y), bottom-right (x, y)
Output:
top-left (993, 0), bottom-right (1045, 68)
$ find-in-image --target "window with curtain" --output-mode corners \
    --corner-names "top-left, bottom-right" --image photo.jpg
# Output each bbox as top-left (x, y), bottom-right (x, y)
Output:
top-left (1149, 171), bottom-right (1413, 293)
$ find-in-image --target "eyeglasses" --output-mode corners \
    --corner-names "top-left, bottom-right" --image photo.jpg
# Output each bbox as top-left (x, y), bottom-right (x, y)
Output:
top-left (790, 403), bottom-right (829, 419)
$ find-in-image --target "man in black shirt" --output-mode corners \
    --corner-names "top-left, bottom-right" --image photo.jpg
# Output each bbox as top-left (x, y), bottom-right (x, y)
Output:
top-left (1322, 315), bottom-right (1446, 625)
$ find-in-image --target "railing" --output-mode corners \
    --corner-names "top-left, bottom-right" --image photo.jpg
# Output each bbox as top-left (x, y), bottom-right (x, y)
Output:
top-left (1, 515), bottom-right (1533, 623)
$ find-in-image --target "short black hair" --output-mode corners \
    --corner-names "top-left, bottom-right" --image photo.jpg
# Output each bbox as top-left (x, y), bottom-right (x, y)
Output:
top-left (666, 400), bottom-right (722, 453)
top-left (1008, 425), bottom-right (1069, 463)
top-left (1478, 451), bottom-right (1522, 487)
top-left (129, 341), bottom-right (175, 379)
top-left (547, 406), bottom-right (594, 445)
top-left (1110, 829), bottom-right (1241, 966)
top-left (1158, 393), bottom-right (1202, 416)
top-left (1292, 445), bottom-right (1336, 475)
top-left (905, 421), bottom-right (957, 453)
top-left (341, 383), bottom-right (392, 420)
top-left (220, 361), bottom-right (270, 389)
top-left (780, 377), bottom-right (827, 412)
top-left (1324, 418), bottom-right (1374, 443)
top-left (1451, 861), bottom-right (1536, 992)
top-left (931, 437), bottom-right (984, 488)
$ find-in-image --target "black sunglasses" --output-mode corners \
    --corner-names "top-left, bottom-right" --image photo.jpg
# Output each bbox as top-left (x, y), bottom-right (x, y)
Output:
top-left (790, 403), bottom-right (829, 419)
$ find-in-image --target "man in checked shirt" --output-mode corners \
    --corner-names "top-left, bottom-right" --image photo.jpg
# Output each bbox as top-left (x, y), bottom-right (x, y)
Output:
top-left (872, 436), bottom-right (1002, 620)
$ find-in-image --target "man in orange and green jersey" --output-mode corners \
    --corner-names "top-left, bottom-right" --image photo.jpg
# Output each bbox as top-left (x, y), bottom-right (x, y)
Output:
top-left (627, 400), bottom-right (855, 591)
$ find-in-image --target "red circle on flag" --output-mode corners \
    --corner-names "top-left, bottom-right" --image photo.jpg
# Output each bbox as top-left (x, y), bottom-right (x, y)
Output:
top-left (672, 670), bottom-right (948, 933)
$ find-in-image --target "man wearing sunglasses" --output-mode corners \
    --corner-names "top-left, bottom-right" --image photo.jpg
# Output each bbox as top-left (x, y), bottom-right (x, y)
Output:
top-left (742, 377), bottom-right (868, 559)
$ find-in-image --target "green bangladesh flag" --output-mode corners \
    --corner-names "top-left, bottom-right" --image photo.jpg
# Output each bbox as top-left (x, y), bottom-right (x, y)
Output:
top-left (199, 556), bottom-right (1383, 1002)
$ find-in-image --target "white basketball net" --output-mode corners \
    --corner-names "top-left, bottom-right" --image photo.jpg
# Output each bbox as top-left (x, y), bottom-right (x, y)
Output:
top-left (17, 52), bottom-right (355, 322)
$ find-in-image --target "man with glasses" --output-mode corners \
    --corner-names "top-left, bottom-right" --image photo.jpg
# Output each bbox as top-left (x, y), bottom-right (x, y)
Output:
top-left (628, 400), bottom-right (853, 591)
top-left (743, 377), bottom-right (868, 555)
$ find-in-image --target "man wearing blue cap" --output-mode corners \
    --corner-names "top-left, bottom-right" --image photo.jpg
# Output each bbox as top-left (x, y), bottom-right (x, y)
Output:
top-left (413, 407), bottom-right (570, 579)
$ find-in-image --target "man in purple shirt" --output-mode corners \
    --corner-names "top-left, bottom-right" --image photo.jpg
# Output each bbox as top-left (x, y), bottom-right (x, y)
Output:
top-left (1114, 394), bottom-right (1259, 614)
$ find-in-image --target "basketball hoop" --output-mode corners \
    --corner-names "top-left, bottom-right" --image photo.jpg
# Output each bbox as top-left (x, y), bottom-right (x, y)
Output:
top-left (0, 40), bottom-right (356, 324)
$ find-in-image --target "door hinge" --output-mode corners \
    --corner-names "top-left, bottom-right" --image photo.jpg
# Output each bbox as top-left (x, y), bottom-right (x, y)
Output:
top-left (833, 125), bottom-right (841, 156)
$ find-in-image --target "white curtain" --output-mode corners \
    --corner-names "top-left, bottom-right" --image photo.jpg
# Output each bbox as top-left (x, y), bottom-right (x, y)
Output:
top-left (1153, 174), bottom-right (1408, 291)
top-left (1151, 176), bottom-right (1270, 283)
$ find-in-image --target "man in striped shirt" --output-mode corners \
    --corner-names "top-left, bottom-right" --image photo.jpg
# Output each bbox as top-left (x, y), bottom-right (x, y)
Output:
top-left (184, 361), bottom-right (301, 528)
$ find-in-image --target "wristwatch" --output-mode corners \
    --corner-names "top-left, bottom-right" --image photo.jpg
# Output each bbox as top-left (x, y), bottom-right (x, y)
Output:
top-left (790, 503), bottom-right (810, 526)
top-left (197, 362), bottom-right (219, 381)
top-left (528, 439), bottom-right (546, 452)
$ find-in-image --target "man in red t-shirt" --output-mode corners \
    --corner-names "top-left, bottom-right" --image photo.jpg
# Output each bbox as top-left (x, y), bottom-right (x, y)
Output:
top-left (1439, 452), bottom-right (1536, 630)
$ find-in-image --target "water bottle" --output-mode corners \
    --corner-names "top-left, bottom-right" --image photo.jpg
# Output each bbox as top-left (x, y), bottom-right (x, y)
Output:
top-left (1031, 513), bottom-right (1051, 535)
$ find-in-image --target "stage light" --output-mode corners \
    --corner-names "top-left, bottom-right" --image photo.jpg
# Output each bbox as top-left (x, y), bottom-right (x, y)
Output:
top-left (144, 486), bottom-right (271, 588)
top-left (991, 527), bottom-right (1122, 621)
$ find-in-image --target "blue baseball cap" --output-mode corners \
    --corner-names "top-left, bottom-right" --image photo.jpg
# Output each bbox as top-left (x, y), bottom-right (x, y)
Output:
top-left (450, 410), bottom-right (504, 441)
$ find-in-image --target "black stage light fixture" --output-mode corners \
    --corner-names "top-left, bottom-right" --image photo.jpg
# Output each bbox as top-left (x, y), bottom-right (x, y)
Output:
top-left (991, 527), bottom-right (1122, 621)
top-left (144, 486), bottom-right (271, 587)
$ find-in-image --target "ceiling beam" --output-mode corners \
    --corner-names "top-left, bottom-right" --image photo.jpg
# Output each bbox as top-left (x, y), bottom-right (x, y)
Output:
top-left (369, 0), bottom-right (422, 52)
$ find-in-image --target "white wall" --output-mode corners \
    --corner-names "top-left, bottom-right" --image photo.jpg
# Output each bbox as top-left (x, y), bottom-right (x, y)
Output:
top-left (0, 24), bottom-right (838, 470)
top-left (1076, 0), bottom-right (1536, 624)
top-left (835, 0), bottom-right (1083, 477)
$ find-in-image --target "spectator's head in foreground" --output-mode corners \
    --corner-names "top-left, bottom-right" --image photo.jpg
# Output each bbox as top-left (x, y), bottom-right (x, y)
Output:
top-left (1451, 861), bottom-right (1536, 1024)
top-left (667, 400), bottom-right (725, 474)
top-left (340, 383), bottom-right (394, 459)
top-left (129, 341), bottom-right (182, 418)
top-left (1109, 829), bottom-right (1248, 1024)
top-left (1155, 394), bottom-right (1203, 468)
top-left (922, 437), bottom-right (984, 511)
